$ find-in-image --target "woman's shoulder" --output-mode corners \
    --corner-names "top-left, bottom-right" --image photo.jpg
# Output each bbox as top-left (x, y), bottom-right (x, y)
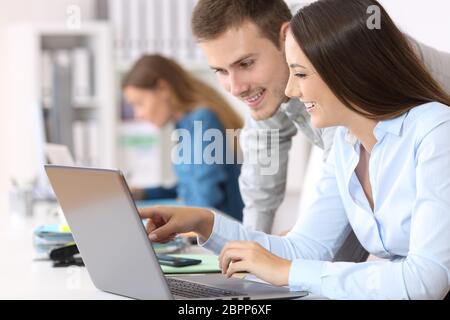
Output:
top-left (183, 107), bottom-right (223, 129)
top-left (399, 101), bottom-right (450, 147)
top-left (406, 101), bottom-right (450, 131)
top-left (410, 101), bottom-right (450, 114)
top-left (188, 106), bottom-right (217, 118)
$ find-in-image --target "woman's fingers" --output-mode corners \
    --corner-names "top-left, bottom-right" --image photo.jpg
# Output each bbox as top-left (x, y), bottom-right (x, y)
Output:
top-left (145, 219), bottom-right (157, 234)
top-left (138, 206), bottom-right (172, 220)
top-left (220, 248), bottom-right (248, 274)
top-left (219, 241), bottom-right (259, 269)
top-left (148, 220), bottom-right (180, 242)
top-left (225, 260), bottom-right (248, 278)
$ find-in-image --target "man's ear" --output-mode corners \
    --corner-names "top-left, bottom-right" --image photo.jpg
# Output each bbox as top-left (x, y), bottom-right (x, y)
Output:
top-left (279, 22), bottom-right (291, 47)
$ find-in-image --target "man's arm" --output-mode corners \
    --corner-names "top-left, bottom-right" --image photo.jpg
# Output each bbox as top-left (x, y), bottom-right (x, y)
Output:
top-left (238, 99), bottom-right (335, 233)
top-left (239, 108), bottom-right (297, 233)
top-left (408, 36), bottom-right (450, 93)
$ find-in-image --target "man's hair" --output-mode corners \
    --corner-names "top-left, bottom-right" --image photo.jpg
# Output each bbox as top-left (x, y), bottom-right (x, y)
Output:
top-left (191, 0), bottom-right (292, 48)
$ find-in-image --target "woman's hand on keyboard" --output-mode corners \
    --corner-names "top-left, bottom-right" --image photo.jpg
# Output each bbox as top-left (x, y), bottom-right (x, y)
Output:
top-left (219, 240), bottom-right (292, 287)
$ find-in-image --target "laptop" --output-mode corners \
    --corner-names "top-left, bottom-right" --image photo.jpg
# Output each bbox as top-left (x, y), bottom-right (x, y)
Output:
top-left (45, 165), bottom-right (308, 300)
top-left (45, 144), bottom-right (75, 166)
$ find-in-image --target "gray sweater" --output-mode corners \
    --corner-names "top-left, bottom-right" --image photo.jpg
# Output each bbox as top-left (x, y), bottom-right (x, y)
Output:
top-left (239, 37), bottom-right (450, 233)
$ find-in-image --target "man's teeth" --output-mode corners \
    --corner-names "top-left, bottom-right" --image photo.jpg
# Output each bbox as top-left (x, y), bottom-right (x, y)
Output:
top-left (247, 90), bottom-right (264, 102)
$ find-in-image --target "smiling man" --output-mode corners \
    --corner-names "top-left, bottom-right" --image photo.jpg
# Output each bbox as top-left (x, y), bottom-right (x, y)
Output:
top-left (199, 20), bottom-right (290, 121)
top-left (189, 0), bottom-right (450, 262)
top-left (191, 0), bottom-right (329, 233)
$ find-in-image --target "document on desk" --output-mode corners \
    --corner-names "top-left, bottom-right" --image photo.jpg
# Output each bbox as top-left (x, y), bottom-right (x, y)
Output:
top-left (135, 199), bottom-right (183, 208)
top-left (160, 254), bottom-right (221, 274)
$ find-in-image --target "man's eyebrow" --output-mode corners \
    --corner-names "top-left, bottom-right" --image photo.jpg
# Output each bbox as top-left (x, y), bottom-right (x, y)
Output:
top-left (289, 63), bottom-right (307, 69)
top-left (209, 54), bottom-right (258, 70)
top-left (230, 54), bottom-right (257, 67)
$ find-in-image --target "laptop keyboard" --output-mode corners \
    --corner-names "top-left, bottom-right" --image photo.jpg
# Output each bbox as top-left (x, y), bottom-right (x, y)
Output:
top-left (167, 277), bottom-right (245, 299)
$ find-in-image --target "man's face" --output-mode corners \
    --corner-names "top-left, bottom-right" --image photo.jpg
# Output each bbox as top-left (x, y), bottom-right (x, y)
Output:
top-left (200, 21), bottom-right (290, 120)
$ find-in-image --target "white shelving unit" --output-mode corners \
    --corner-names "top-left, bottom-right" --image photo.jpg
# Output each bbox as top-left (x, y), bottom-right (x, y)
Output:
top-left (3, 22), bottom-right (117, 195)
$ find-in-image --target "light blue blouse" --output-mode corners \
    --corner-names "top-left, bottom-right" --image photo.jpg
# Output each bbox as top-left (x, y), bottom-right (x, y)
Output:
top-left (199, 102), bottom-right (450, 299)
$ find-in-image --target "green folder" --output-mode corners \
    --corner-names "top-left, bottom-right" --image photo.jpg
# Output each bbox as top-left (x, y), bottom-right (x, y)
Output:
top-left (160, 254), bottom-right (221, 274)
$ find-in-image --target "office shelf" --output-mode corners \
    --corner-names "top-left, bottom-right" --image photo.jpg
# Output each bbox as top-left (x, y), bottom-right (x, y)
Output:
top-left (4, 22), bottom-right (117, 195)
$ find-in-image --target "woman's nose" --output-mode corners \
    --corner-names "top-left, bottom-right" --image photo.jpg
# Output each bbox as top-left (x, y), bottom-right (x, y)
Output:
top-left (285, 77), bottom-right (302, 99)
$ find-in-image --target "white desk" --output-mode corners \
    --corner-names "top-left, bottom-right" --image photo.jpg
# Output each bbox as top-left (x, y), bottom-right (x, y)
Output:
top-left (0, 195), bottom-right (321, 300)
top-left (0, 196), bottom-right (128, 299)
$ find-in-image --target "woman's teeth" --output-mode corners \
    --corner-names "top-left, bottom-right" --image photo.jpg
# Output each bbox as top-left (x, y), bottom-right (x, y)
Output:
top-left (305, 102), bottom-right (316, 110)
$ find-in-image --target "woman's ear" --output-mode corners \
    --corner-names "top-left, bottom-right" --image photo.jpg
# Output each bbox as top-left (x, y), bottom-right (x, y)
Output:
top-left (155, 79), bottom-right (172, 98)
top-left (155, 79), bottom-right (168, 91)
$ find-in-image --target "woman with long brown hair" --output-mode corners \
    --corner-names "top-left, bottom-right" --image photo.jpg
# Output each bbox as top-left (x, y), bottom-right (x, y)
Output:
top-left (123, 54), bottom-right (244, 221)
top-left (137, 0), bottom-right (450, 299)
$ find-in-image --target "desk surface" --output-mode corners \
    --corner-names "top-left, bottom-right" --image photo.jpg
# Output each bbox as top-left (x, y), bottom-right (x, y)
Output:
top-left (0, 197), bottom-right (127, 299)
top-left (0, 196), bottom-right (320, 300)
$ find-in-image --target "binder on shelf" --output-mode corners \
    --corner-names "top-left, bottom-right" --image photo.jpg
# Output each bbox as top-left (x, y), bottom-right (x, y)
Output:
top-left (47, 49), bottom-right (74, 152)
top-left (162, 0), bottom-right (176, 58)
top-left (181, 0), bottom-right (197, 63)
top-left (72, 121), bottom-right (85, 166)
top-left (41, 50), bottom-right (54, 109)
top-left (177, 0), bottom-right (189, 62)
top-left (87, 121), bottom-right (100, 166)
top-left (72, 47), bottom-right (93, 106)
top-left (152, 0), bottom-right (163, 55)
top-left (108, 0), bottom-right (205, 66)
top-left (137, 0), bottom-right (148, 56)
top-left (5, 23), bottom-right (116, 202)
top-left (129, 0), bottom-right (141, 62)
top-left (109, 0), bottom-right (126, 62)
top-left (72, 121), bottom-right (99, 167)
top-left (145, 0), bottom-right (157, 54)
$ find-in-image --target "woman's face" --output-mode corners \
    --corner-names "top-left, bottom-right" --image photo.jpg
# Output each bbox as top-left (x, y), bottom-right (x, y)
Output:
top-left (123, 85), bottom-right (172, 128)
top-left (284, 31), bottom-right (350, 128)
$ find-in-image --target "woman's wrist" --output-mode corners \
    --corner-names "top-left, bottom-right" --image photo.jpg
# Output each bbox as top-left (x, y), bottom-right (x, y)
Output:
top-left (279, 260), bottom-right (293, 287)
top-left (195, 209), bottom-right (215, 239)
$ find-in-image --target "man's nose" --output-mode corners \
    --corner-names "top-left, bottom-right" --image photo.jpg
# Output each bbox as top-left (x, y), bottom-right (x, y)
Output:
top-left (229, 72), bottom-right (250, 97)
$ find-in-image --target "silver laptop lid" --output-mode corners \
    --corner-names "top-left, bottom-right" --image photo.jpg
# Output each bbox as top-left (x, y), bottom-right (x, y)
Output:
top-left (45, 165), bottom-right (172, 300)
top-left (45, 144), bottom-right (75, 166)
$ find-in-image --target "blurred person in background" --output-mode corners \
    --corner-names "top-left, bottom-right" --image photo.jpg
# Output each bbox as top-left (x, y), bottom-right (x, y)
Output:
top-left (123, 54), bottom-right (244, 221)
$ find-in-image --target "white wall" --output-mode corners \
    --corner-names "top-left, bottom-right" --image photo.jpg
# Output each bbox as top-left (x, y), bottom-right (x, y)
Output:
top-left (0, 0), bottom-right (96, 195)
top-left (0, 0), bottom-right (95, 24)
top-left (380, 0), bottom-right (450, 52)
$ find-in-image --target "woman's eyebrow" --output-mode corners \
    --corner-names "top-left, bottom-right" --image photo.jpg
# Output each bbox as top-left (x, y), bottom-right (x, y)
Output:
top-left (289, 63), bottom-right (307, 69)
